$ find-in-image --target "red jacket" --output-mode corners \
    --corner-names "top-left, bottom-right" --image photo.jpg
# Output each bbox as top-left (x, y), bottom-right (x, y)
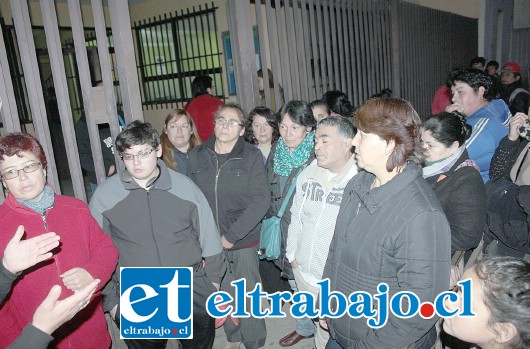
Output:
top-left (431, 85), bottom-right (452, 114)
top-left (185, 94), bottom-right (223, 141)
top-left (0, 193), bottom-right (118, 349)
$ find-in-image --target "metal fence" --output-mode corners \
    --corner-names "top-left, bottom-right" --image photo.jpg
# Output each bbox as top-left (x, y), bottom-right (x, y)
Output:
top-left (132, 2), bottom-right (225, 109)
top-left (237, 0), bottom-right (477, 118)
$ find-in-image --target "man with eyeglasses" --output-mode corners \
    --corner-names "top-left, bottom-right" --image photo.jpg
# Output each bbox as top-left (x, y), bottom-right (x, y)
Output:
top-left (89, 120), bottom-right (226, 349)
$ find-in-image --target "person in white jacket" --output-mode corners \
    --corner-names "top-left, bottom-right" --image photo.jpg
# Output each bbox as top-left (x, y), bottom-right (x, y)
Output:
top-left (285, 116), bottom-right (358, 349)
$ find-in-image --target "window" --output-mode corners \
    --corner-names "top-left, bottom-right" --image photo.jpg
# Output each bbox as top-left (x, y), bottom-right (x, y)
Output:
top-left (134, 4), bottom-right (224, 107)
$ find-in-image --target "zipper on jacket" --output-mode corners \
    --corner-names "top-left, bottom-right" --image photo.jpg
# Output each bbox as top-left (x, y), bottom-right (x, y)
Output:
top-left (208, 148), bottom-right (242, 234)
top-left (146, 191), bottom-right (162, 265)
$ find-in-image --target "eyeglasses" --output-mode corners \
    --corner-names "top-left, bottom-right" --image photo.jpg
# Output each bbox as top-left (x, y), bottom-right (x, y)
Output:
top-left (1, 162), bottom-right (42, 180)
top-left (120, 148), bottom-right (155, 161)
top-left (215, 117), bottom-right (243, 128)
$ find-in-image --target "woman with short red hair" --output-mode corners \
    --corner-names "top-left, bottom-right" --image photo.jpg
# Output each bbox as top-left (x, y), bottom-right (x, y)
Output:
top-left (0, 132), bottom-right (118, 349)
top-left (322, 98), bottom-right (451, 349)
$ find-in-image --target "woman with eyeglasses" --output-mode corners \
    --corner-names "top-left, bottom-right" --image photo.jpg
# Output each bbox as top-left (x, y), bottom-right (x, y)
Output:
top-left (161, 108), bottom-right (202, 175)
top-left (187, 103), bottom-right (270, 349)
top-left (0, 132), bottom-right (118, 349)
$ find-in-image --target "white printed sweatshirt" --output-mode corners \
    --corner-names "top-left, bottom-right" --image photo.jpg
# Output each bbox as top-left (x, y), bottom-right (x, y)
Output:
top-left (286, 156), bottom-right (358, 287)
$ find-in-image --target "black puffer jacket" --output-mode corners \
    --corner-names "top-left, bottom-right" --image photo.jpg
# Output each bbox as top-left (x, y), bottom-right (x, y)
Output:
top-left (323, 163), bottom-right (451, 348)
top-left (267, 143), bottom-right (315, 280)
top-left (188, 136), bottom-right (270, 251)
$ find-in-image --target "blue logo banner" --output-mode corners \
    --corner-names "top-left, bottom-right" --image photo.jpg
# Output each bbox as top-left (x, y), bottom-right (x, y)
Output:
top-left (120, 267), bottom-right (193, 339)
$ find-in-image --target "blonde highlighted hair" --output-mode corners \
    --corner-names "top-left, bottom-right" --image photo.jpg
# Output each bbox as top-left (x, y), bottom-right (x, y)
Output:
top-left (161, 109), bottom-right (202, 171)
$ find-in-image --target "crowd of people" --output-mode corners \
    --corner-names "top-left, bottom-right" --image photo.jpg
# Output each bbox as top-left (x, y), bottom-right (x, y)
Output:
top-left (0, 66), bottom-right (529, 349)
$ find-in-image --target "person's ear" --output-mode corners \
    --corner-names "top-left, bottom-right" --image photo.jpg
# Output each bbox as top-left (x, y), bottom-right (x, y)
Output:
top-left (450, 140), bottom-right (460, 152)
top-left (515, 75), bottom-right (521, 82)
top-left (239, 126), bottom-right (245, 137)
top-left (385, 139), bottom-right (396, 155)
top-left (478, 86), bottom-right (486, 99)
top-left (305, 126), bottom-right (312, 134)
top-left (493, 322), bottom-right (518, 345)
top-left (156, 144), bottom-right (162, 158)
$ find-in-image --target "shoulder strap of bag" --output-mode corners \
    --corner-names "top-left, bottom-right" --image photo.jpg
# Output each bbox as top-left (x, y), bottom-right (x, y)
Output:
top-left (277, 168), bottom-right (302, 218)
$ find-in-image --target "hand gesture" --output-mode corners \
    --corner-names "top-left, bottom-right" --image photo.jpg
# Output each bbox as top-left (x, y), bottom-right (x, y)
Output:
top-left (445, 103), bottom-right (464, 114)
top-left (508, 112), bottom-right (529, 141)
top-left (32, 279), bottom-right (100, 334)
top-left (60, 268), bottom-right (94, 292)
top-left (2, 226), bottom-right (60, 274)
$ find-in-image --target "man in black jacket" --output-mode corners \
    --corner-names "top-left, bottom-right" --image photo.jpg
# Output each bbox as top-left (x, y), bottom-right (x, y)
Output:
top-left (499, 62), bottom-right (529, 115)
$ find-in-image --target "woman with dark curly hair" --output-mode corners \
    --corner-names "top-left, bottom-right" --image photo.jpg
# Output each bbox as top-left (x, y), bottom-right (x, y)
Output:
top-left (443, 256), bottom-right (530, 349)
top-left (244, 106), bottom-right (279, 164)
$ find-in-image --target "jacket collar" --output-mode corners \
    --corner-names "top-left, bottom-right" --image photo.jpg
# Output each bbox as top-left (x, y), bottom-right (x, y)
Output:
top-left (120, 159), bottom-right (172, 191)
top-left (350, 162), bottom-right (422, 214)
top-left (305, 155), bottom-right (357, 191)
top-left (445, 149), bottom-right (471, 176)
top-left (4, 184), bottom-right (57, 216)
top-left (202, 135), bottom-right (246, 158)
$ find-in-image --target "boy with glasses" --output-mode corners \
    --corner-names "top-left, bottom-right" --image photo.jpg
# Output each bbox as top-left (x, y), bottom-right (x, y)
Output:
top-left (89, 120), bottom-right (226, 349)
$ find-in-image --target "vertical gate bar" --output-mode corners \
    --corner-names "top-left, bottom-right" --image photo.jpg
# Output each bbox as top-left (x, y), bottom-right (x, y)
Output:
top-left (41, 0), bottom-right (86, 201)
top-left (10, 0), bottom-right (60, 191)
top-left (365, 0), bottom-right (375, 97)
top-left (339, 0), bottom-right (348, 95)
top-left (373, 1), bottom-right (383, 94)
top-left (301, 0), bottom-right (314, 101)
top-left (255, 0), bottom-right (271, 108)
top-left (172, 12), bottom-right (185, 104)
top-left (142, 18), bottom-right (154, 105)
top-left (133, 22), bottom-right (147, 109)
top-left (276, 0), bottom-right (291, 101)
top-left (285, 4), bottom-right (300, 99)
top-left (152, 16), bottom-right (162, 109)
top-left (107, 0), bottom-right (143, 123)
top-left (294, 0), bottom-right (308, 102)
top-left (330, 0), bottom-right (340, 90)
top-left (67, 0), bottom-right (107, 185)
top-left (227, 0), bottom-right (259, 112)
top-left (322, 2), bottom-right (332, 91)
top-left (352, 2), bottom-right (362, 106)
top-left (0, 23), bottom-right (21, 133)
top-left (266, 0), bottom-right (282, 106)
top-left (316, 2), bottom-right (326, 94)
top-left (91, 0), bottom-right (122, 173)
top-left (308, 0), bottom-right (321, 99)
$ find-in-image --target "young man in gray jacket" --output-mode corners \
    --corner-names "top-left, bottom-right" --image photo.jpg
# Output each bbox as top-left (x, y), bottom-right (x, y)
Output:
top-left (90, 121), bottom-right (226, 349)
top-left (282, 117), bottom-right (357, 348)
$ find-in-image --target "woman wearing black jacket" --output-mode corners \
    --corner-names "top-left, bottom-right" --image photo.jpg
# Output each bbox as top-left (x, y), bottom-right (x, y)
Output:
top-left (422, 112), bottom-right (487, 257)
top-left (187, 103), bottom-right (270, 349)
